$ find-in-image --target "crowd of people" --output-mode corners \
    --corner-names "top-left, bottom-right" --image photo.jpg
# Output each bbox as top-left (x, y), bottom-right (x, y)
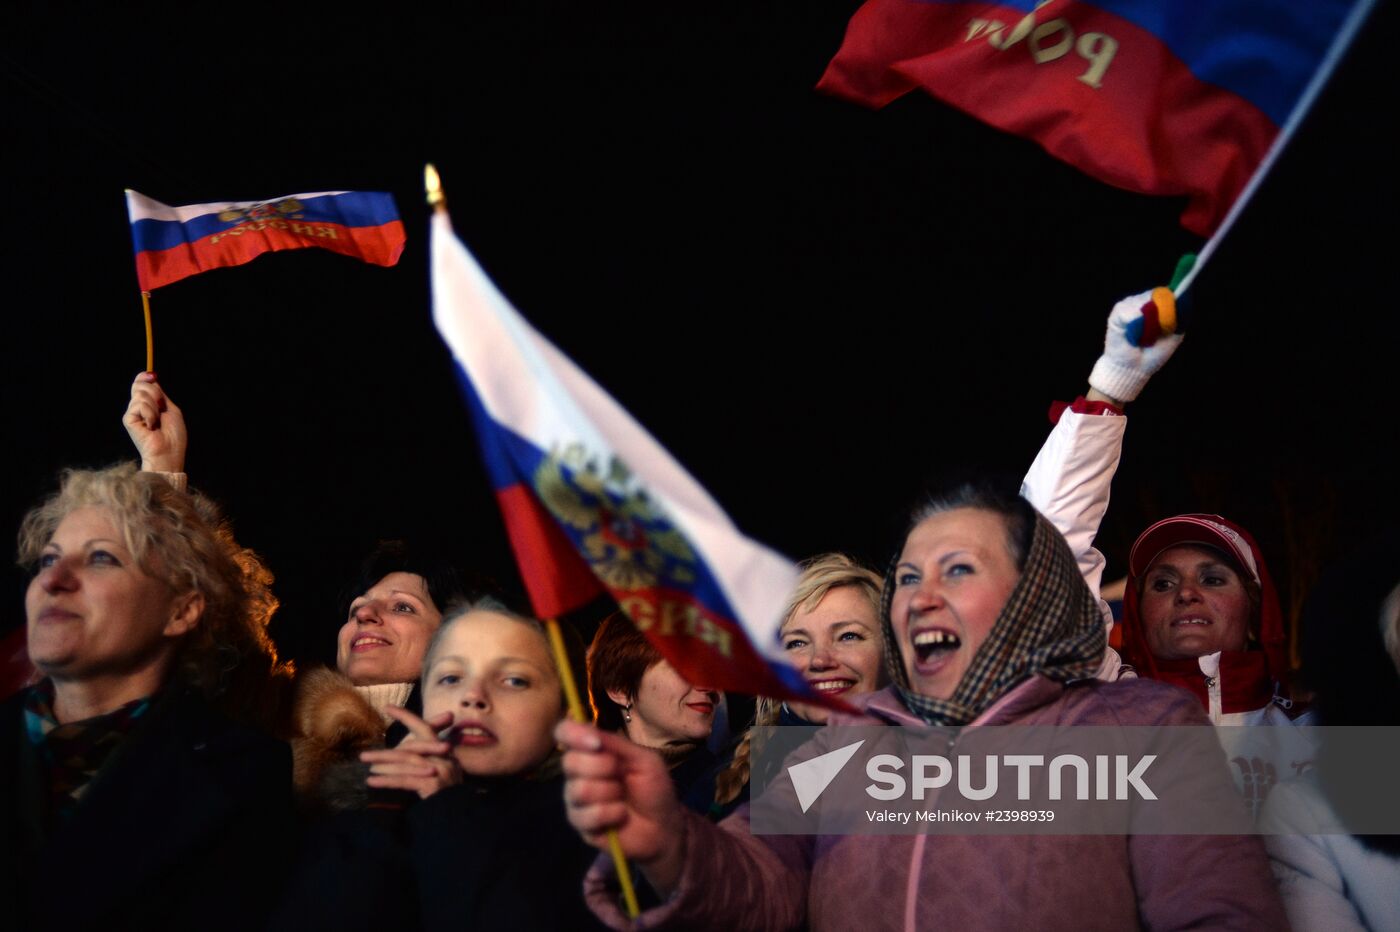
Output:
top-left (2, 289), bottom-right (1397, 931)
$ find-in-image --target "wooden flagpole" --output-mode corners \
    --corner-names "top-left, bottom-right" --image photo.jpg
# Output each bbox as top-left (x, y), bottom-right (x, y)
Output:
top-left (141, 290), bottom-right (154, 372)
top-left (545, 616), bottom-right (642, 919)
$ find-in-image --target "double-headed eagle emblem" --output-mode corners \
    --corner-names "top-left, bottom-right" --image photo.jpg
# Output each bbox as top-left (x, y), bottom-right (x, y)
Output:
top-left (534, 444), bottom-right (697, 592)
top-left (216, 198), bottom-right (304, 224)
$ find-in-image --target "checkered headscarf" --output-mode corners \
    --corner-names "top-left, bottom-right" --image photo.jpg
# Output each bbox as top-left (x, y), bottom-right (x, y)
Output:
top-left (881, 509), bottom-right (1106, 727)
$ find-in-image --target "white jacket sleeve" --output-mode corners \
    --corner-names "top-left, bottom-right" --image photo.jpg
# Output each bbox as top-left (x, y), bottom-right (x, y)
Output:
top-left (1020, 408), bottom-right (1126, 680)
top-left (1262, 780), bottom-right (1374, 932)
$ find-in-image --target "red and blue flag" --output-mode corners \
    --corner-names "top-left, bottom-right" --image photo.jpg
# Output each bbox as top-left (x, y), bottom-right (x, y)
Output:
top-left (125, 189), bottom-right (406, 291)
top-left (818, 0), bottom-right (1371, 236)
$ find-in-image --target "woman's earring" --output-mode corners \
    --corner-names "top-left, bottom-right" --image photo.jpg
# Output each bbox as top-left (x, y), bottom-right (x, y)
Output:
top-left (623, 703), bottom-right (633, 723)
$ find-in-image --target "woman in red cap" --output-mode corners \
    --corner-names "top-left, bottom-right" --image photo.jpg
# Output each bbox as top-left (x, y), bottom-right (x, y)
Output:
top-left (1122, 514), bottom-right (1293, 724)
top-left (1117, 513), bottom-right (1314, 815)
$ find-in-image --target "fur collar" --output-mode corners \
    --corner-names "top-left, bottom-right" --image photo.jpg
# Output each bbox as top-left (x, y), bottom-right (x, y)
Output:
top-left (290, 667), bottom-right (388, 811)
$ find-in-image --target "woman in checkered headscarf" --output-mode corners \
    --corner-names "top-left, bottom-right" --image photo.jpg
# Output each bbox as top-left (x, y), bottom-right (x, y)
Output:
top-left (878, 481), bottom-right (1106, 727)
top-left (557, 478), bottom-right (1289, 931)
top-left (555, 285), bottom-right (1294, 930)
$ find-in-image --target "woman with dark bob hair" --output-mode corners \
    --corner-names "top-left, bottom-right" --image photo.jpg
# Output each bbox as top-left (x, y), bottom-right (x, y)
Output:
top-left (586, 611), bottom-right (723, 812)
top-left (291, 538), bottom-right (466, 811)
top-left (558, 482), bottom-right (1287, 930)
top-left (0, 463), bottom-right (295, 931)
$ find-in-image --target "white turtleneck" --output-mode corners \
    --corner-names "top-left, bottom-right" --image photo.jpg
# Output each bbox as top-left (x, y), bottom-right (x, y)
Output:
top-left (353, 681), bottom-right (416, 725)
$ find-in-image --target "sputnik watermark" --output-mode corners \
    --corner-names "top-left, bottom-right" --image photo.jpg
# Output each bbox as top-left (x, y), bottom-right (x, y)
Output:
top-left (744, 724), bottom-right (1400, 836)
top-left (788, 741), bottom-right (1157, 812)
top-left (863, 807), bottom-right (1054, 825)
top-left (865, 752), bottom-right (1157, 801)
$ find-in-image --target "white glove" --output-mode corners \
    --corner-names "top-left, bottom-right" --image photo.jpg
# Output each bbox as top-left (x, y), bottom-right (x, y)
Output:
top-left (1087, 287), bottom-right (1184, 403)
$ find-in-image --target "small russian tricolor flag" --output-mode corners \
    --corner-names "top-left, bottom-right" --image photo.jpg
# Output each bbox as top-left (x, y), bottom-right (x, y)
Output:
top-left (125, 189), bottom-right (406, 291)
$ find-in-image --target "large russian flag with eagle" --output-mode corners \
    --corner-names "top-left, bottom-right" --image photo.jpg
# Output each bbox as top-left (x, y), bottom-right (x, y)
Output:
top-left (429, 205), bottom-right (822, 705)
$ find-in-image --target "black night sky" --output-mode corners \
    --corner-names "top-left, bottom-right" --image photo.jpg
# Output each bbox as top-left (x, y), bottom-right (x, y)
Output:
top-left (4, 1), bottom-right (1395, 669)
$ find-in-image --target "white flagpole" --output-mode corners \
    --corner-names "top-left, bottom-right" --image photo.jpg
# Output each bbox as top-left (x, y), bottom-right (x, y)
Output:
top-left (1175, 0), bottom-right (1380, 298)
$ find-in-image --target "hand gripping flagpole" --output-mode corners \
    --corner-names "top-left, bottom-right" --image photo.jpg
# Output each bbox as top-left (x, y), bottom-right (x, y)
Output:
top-left (425, 165), bottom-right (641, 920)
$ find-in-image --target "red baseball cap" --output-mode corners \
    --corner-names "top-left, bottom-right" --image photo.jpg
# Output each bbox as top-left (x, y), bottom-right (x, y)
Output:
top-left (1128, 514), bottom-right (1260, 585)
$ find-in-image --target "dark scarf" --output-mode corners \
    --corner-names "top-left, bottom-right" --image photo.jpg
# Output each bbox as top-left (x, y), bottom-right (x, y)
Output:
top-left (23, 679), bottom-right (155, 823)
top-left (881, 511), bottom-right (1106, 727)
top-left (650, 740), bottom-right (703, 770)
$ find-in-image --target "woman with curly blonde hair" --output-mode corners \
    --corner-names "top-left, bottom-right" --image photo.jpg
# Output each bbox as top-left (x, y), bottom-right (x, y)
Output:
top-left (0, 462), bottom-right (296, 930)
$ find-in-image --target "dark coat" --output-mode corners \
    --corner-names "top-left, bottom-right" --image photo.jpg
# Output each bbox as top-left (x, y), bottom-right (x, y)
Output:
top-left (0, 686), bottom-right (295, 932)
top-left (276, 772), bottom-right (606, 931)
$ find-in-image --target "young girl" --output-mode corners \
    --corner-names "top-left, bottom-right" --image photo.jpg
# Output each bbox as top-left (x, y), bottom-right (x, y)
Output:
top-left (276, 598), bottom-right (602, 931)
top-left (362, 598), bottom-right (573, 792)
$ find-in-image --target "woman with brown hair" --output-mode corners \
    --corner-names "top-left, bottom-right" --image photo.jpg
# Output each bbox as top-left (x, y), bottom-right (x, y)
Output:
top-left (586, 611), bottom-right (723, 811)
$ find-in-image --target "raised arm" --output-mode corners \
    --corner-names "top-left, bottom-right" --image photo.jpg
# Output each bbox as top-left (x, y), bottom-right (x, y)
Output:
top-left (1020, 289), bottom-right (1183, 679)
top-left (123, 371), bottom-right (189, 490)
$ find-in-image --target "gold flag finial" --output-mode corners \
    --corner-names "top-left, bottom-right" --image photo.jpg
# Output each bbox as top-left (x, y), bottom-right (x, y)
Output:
top-left (425, 163), bottom-right (445, 210)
